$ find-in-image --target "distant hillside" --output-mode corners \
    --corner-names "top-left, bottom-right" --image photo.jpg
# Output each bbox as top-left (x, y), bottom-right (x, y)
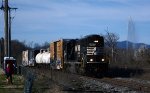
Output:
top-left (117, 41), bottom-right (150, 49)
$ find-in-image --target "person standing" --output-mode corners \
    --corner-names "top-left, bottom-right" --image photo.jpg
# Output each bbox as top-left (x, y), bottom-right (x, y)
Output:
top-left (5, 64), bottom-right (14, 84)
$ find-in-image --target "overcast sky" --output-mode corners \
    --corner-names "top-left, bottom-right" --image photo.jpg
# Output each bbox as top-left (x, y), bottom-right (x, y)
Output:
top-left (0, 0), bottom-right (150, 44)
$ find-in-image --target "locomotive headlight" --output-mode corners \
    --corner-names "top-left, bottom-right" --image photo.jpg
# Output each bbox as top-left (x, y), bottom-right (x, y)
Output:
top-left (102, 58), bottom-right (105, 62)
top-left (94, 40), bottom-right (98, 43)
top-left (90, 59), bottom-right (93, 61)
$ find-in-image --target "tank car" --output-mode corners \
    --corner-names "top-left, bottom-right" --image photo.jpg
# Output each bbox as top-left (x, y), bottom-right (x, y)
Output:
top-left (22, 49), bottom-right (50, 67)
top-left (35, 49), bottom-right (50, 64)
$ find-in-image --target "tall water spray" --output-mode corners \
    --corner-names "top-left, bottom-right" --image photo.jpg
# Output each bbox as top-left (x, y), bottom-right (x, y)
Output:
top-left (126, 17), bottom-right (137, 62)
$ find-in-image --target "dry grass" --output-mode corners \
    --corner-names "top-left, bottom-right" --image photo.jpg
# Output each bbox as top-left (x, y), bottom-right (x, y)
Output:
top-left (0, 68), bottom-right (24, 93)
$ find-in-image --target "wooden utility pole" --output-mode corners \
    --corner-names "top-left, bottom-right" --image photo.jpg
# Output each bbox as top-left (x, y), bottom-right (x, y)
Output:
top-left (0, 0), bottom-right (9, 57)
top-left (0, 0), bottom-right (17, 57)
top-left (0, 38), bottom-right (4, 65)
top-left (4, 0), bottom-right (9, 57)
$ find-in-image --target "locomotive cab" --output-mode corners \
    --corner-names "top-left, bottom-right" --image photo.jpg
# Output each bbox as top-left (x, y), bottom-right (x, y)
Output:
top-left (75, 35), bottom-right (109, 74)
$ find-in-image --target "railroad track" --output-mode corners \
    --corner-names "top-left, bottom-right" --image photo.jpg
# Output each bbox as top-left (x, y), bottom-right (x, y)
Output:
top-left (22, 66), bottom-right (150, 93)
top-left (99, 77), bottom-right (150, 92)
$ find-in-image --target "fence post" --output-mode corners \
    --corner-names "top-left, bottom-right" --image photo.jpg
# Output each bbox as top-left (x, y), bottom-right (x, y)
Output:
top-left (23, 67), bottom-right (35, 93)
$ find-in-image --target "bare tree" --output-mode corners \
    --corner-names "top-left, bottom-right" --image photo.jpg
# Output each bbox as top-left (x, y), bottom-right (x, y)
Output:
top-left (11, 40), bottom-right (29, 65)
top-left (135, 46), bottom-right (150, 68)
top-left (104, 29), bottom-right (119, 63)
top-left (33, 42), bottom-right (49, 50)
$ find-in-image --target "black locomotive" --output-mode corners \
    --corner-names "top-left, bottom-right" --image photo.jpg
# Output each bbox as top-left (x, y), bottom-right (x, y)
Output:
top-left (50, 34), bottom-right (109, 75)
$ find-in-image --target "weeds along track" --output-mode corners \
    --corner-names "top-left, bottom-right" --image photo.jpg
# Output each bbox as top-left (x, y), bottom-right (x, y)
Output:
top-left (22, 66), bottom-right (150, 93)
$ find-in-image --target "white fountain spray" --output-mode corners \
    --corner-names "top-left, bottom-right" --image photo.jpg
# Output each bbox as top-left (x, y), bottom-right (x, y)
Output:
top-left (126, 17), bottom-right (137, 62)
